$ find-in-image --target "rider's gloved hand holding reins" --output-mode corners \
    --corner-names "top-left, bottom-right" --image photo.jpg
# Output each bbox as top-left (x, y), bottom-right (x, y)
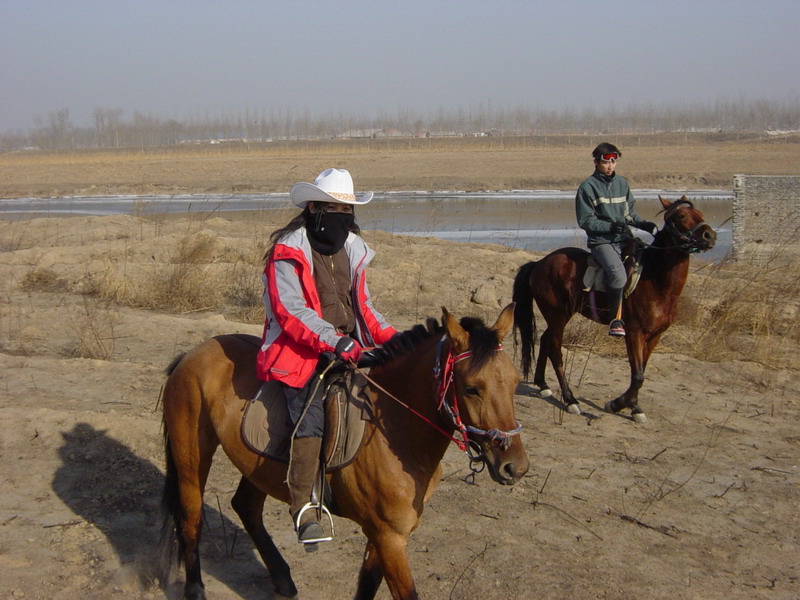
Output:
top-left (335, 336), bottom-right (363, 363)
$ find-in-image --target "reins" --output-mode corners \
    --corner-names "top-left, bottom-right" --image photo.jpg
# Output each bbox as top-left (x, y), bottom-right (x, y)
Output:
top-left (349, 335), bottom-right (522, 463)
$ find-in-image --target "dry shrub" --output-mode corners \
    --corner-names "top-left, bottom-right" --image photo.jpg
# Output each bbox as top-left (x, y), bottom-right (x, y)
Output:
top-left (19, 267), bottom-right (68, 292)
top-left (64, 296), bottom-right (120, 360)
top-left (676, 252), bottom-right (800, 368)
top-left (81, 230), bottom-right (265, 320)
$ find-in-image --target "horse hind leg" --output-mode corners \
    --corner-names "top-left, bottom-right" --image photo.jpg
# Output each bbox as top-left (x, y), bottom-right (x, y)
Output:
top-left (161, 433), bottom-right (214, 600)
top-left (231, 476), bottom-right (297, 598)
top-left (533, 330), bottom-right (553, 398)
top-left (540, 327), bottom-right (581, 414)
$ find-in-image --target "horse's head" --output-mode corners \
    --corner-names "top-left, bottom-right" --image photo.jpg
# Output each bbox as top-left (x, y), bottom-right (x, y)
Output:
top-left (442, 303), bottom-right (529, 485)
top-left (659, 195), bottom-right (717, 253)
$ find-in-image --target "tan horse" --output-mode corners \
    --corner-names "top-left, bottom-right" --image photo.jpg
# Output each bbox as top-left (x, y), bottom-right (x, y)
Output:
top-left (159, 303), bottom-right (529, 599)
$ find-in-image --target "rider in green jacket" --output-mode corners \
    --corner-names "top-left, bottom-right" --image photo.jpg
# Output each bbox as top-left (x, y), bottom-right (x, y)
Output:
top-left (575, 143), bottom-right (656, 337)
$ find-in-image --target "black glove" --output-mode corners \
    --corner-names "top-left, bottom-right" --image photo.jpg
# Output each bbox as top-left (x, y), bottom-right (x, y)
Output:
top-left (610, 222), bottom-right (628, 235)
top-left (637, 221), bottom-right (657, 234)
top-left (334, 336), bottom-right (362, 363)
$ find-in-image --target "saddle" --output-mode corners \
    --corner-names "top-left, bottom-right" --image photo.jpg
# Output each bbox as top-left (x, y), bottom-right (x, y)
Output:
top-left (241, 370), bottom-right (374, 471)
top-left (582, 238), bottom-right (644, 299)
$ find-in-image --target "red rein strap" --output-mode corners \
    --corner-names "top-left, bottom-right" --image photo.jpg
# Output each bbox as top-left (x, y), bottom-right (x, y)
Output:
top-left (353, 338), bottom-right (520, 454)
top-left (350, 364), bottom-right (466, 450)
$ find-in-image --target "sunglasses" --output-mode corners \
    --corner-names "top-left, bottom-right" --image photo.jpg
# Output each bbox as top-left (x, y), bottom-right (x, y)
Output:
top-left (597, 153), bottom-right (618, 163)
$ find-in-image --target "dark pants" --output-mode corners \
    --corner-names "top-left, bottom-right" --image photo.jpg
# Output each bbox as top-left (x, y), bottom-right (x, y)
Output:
top-left (284, 373), bottom-right (326, 438)
top-left (591, 242), bottom-right (627, 290)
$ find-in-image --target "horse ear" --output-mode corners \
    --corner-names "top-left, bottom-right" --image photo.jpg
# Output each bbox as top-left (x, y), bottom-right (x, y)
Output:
top-left (659, 195), bottom-right (671, 210)
top-left (491, 302), bottom-right (516, 341)
top-left (441, 306), bottom-right (469, 353)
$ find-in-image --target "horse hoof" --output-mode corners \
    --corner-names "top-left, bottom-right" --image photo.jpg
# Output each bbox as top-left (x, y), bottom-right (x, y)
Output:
top-left (604, 401), bottom-right (616, 414)
top-left (273, 581), bottom-right (298, 599)
top-left (632, 412), bottom-right (648, 424)
top-left (566, 403), bottom-right (581, 415)
top-left (538, 388), bottom-right (553, 398)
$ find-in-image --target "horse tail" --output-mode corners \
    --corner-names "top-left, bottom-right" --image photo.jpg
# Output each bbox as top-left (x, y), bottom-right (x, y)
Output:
top-left (512, 261), bottom-right (538, 380)
top-left (165, 352), bottom-right (186, 376)
top-left (157, 352), bottom-right (188, 584)
top-left (158, 430), bottom-right (183, 586)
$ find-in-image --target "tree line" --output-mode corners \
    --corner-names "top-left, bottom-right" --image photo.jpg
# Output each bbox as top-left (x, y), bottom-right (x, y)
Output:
top-left (1, 99), bottom-right (798, 152)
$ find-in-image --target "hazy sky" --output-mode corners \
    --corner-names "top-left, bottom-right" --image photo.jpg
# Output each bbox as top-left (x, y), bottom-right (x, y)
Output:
top-left (1, 0), bottom-right (798, 133)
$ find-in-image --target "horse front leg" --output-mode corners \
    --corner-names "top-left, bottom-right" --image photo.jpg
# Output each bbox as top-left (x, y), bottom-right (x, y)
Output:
top-left (230, 476), bottom-right (297, 598)
top-left (354, 541), bottom-right (384, 600)
top-left (360, 530), bottom-right (417, 600)
top-left (605, 330), bottom-right (648, 423)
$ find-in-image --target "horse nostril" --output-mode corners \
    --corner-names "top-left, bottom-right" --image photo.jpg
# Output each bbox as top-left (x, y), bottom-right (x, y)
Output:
top-left (501, 461), bottom-right (517, 481)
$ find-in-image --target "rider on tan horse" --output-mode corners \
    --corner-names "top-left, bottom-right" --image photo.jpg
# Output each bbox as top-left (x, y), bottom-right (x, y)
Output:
top-left (257, 168), bottom-right (397, 548)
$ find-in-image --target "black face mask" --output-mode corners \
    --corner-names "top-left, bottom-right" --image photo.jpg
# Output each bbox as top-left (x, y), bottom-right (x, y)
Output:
top-left (305, 210), bottom-right (355, 255)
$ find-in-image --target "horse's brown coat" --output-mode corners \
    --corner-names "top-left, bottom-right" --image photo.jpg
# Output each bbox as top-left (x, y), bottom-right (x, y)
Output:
top-left (513, 196), bottom-right (717, 420)
top-left (159, 305), bottom-right (528, 600)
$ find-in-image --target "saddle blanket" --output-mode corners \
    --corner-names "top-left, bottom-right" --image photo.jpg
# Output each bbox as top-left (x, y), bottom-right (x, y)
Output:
top-left (583, 256), bottom-right (642, 298)
top-left (241, 371), bottom-right (374, 471)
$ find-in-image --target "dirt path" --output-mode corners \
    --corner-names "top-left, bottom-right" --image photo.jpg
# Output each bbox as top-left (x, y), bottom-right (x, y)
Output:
top-left (1, 214), bottom-right (798, 599)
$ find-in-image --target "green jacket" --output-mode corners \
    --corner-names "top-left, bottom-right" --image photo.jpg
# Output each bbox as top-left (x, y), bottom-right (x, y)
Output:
top-left (575, 170), bottom-right (646, 247)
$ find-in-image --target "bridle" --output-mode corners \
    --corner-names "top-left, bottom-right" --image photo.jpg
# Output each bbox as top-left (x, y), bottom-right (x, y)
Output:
top-left (432, 336), bottom-right (522, 470)
top-left (659, 199), bottom-right (711, 254)
top-left (350, 335), bottom-right (522, 472)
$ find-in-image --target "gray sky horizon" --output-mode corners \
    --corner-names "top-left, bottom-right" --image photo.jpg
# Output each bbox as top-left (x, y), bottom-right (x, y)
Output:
top-left (1, 0), bottom-right (798, 134)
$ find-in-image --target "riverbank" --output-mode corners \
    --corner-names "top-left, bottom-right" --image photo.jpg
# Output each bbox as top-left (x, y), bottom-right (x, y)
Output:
top-left (2, 132), bottom-right (799, 199)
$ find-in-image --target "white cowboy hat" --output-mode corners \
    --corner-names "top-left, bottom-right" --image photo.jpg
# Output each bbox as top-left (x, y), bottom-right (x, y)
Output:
top-left (289, 168), bottom-right (373, 208)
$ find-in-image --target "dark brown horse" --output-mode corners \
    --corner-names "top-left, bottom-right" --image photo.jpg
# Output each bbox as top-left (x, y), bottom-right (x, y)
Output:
top-left (159, 303), bottom-right (528, 600)
top-left (512, 196), bottom-right (716, 422)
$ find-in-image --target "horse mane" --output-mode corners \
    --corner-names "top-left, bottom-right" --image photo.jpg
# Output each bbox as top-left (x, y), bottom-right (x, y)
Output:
top-left (366, 315), bottom-right (500, 372)
top-left (457, 317), bottom-right (502, 373)
top-left (365, 320), bottom-right (441, 366)
top-left (642, 197), bottom-right (699, 269)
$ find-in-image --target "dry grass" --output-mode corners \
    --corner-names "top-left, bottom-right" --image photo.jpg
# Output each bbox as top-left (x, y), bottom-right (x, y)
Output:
top-left (2, 132), bottom-right (799, 199)
top-left (5, 133), bottom-right (799, 368)
top-left (677, 253), bottom-right (800, 367)
top-left (13, 215), bottom-right (799, 371)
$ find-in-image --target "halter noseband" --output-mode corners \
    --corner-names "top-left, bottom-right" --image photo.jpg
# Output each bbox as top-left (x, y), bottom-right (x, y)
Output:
top-left (662, 200), bottom-right (710, 254)
top-left (433, 336), bottom-right (522, 453)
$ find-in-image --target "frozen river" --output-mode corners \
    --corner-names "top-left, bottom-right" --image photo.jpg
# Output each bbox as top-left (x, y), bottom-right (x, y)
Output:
top-left (0, 190), bottom-right (733, 261)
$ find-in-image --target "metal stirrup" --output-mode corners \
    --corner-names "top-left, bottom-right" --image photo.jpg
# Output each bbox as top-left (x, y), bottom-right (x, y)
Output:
top-left (294, 502), bottom-right (334, 544)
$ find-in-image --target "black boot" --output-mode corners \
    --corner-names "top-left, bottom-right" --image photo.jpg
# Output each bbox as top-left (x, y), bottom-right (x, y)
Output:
top-left (607, 288), bottom-right (626, 337)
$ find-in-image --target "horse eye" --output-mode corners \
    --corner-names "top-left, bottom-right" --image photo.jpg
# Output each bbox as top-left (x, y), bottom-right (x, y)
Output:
top-left (464, 386), bottom-right (480, 397)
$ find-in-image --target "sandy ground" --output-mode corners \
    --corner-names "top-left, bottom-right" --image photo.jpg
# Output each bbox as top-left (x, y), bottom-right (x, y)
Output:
top-left (1, 212), bottom-right (798, 600)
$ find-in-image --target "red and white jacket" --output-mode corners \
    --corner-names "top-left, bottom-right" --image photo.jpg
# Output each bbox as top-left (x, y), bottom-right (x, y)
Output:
top-left (256, 227), bottom-right (397, 387)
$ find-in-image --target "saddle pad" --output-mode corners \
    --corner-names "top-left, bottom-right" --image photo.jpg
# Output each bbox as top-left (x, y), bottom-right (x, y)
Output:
top-left (241, 381), bottom-right (292, 462)
top-left (582, 257), bottom-right (606, 292)
top-left (241, 372), bottom-right (374, 470)
top-left (322, 371), bottom-right (374, 471)
top-left (582, 256), bottom-right (642, 298)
